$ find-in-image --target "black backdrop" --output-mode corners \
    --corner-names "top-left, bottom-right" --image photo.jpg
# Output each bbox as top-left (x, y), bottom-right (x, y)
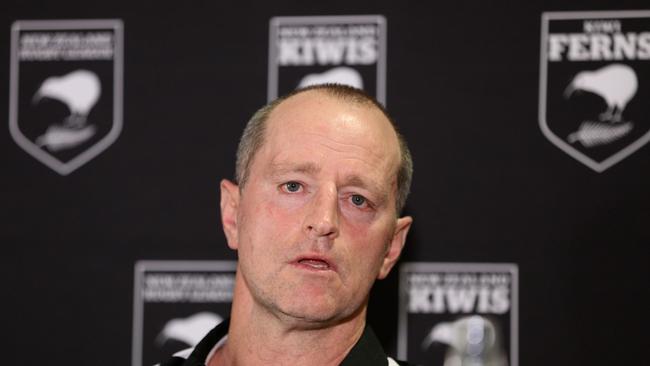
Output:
top-left (2, 1), bottom-right (649, 365)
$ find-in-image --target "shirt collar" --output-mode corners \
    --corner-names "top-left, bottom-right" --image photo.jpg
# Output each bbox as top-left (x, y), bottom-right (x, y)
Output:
top-left (182, 318), bottom-right (389, 366)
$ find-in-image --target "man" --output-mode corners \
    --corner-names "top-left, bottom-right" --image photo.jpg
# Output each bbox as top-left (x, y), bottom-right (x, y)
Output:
top-left (162, 84), bottom-right (414, 366)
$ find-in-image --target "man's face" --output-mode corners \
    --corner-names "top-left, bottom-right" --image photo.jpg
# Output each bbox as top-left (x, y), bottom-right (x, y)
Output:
top-left (221, 91), bottom-right (412, 325)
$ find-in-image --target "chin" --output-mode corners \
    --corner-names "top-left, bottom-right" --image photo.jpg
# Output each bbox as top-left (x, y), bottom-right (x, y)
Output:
top-left (278, 299), bottom-right (342, 324)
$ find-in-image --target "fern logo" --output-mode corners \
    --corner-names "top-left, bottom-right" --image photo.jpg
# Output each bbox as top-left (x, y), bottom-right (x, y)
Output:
top-left (539, 11), bottom-right (650, 172)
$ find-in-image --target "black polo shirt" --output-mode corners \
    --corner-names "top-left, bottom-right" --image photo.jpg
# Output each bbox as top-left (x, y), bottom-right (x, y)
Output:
top-left (159, 318), bottom-right (412, 366)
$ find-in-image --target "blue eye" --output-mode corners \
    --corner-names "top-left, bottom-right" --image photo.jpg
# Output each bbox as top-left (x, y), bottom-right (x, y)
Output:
top-left (284, 181), bottom-right (302, 192)
top-left (351, 194), bottom-right (366, 206)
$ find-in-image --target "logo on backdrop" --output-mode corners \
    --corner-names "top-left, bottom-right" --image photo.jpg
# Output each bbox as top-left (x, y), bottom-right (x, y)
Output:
top-left (268, 15), bottom-right (387, 104)
top-left (539, 10), bottom-right (650, 172)
top-left (9, 19), bottom-right (124, 175)
top-left (398, 263), bottom-right (518, 366)
top-left (132, 261), bottom-right (237, 366)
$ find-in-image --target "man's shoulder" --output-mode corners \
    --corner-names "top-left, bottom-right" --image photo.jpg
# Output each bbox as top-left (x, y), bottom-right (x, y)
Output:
top-left (157, 348), bottom-right (200, 366)
top-left (341, 324), bottom-right (416, 366)
top-left (157, 319), bottom-right (420, 366)
top-left (158, 356), bottom-right (187, 366)
top-left (157, 319), bottom-right (230, 366)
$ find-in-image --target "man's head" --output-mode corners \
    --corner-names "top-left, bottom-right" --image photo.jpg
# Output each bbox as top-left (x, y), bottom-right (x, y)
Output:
top-left (220, 85), bottom-right (413, 326)
top-left (235, 84), bottom-right (413, 215)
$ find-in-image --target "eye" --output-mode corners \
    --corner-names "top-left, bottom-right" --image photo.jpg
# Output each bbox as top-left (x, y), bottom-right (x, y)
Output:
top-left (282, 181), bottom-right (302, 193)
top-left (350, 194), bottom-right (367, 207)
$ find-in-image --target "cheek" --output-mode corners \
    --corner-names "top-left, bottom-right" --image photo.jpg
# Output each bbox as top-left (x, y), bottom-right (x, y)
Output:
top-left (264, 197), bottom-right (305, 234)
top-left (342, 214), bottom-right (392, 247)
top-left (341, 219), bottom-right (395, 271)
top-left (342, 225), bottom-right (385, 264)
top-left (241, 196), bottom-right (302, 251)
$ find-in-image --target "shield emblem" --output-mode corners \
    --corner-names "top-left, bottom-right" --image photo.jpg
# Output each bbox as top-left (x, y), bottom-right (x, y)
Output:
top-left (539, 11), bottom-right (650, 172)
top-left (397, 263), bottom-right (519, 366)
top-left (268, 15), bottom-right (387, 104)
top-left (9, 19), bottom-right (123, 175)
top-left (132, 260), bottom-right (237, 366)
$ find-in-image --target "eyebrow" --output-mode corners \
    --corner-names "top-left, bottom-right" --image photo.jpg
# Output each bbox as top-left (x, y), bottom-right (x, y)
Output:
top-left (269, 162), bottom-right (321, 177)
top-left (342, 175), bottom-right (379, 193)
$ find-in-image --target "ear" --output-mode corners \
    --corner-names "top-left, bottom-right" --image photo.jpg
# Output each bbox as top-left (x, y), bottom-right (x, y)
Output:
top-left (377, 216), bottom-right (412, 279)
top-left (220, 179), bottom-right (240, 250)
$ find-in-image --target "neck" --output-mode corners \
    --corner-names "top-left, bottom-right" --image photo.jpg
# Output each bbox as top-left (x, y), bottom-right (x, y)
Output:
top-left (209, 272), bottom-right (368, 366)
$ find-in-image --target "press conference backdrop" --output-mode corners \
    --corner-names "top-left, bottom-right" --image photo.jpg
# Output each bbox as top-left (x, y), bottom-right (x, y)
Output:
top-left (2, 1), bottom-right (649, 365)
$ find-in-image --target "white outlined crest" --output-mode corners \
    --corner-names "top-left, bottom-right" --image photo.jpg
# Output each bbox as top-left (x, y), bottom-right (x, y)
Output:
top-left (132, 260), bottom-right (237, 366)
top-left (268, 15), bottom-right (387, 104)
top-left (539, 10), bottom-right (650, 172)
top-left (397, 262), bottom-right (519, 366)
top-left (9, 19), bottom-right (124, 175)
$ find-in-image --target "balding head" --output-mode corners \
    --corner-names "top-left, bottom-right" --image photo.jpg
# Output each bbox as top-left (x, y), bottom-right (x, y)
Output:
top-left (235, 84), bottom-right (412, 214)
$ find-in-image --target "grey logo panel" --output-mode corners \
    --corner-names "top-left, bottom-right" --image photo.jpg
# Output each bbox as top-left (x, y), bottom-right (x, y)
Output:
top-left (539, 11), bottom-right (650, 172)
top-left (398, 263), bottom-right (518, 366)
top-left (132, 260), bottom-right (237, 366)
top-left (9, 19), bottom-right (124, 175)
top-left (268, 15), bottom-right (387, 104)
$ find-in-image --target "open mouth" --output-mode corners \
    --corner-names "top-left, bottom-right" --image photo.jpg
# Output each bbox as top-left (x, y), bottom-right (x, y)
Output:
top-left (295, 257), bottom-right (335, 272)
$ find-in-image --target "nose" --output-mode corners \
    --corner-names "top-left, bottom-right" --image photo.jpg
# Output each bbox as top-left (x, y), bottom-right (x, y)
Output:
top-left (304, 185), bottom-right (340, 241)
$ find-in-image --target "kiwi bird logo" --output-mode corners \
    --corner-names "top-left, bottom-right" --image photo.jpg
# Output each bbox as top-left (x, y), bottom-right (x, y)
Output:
top-left (156, 312), bottom-right (222, 347)
top-left (564, 63), bottom-right (637, 123)
top-left (564, 64), bottom-right (638, 147)
top-left (422, 316), bottom-right (509, 366)
top-left (539, 15), bottom-right (650, 173)
top-left (33, 70), bottom-right (101, 151)
top-left (298, 66), bottom-right (364, 89)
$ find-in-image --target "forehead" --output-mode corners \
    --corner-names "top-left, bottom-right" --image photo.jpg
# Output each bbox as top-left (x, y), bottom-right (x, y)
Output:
top-left (268, 91), bottom-right (397, 149)
top-left (254, 91), bottom-right (401, 185)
